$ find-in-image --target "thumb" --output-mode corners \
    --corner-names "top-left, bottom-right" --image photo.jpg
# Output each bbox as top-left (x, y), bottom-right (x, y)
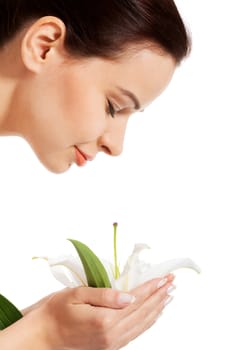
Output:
top-left (67, 287), bottom-right (135, 309)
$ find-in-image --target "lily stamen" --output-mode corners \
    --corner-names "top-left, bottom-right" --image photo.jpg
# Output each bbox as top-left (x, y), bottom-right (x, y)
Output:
top-left (113, 222), bottom-right (120, 279)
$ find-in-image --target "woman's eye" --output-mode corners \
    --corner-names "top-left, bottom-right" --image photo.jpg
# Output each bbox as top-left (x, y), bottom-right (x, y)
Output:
top-left (107, 100), bottom-right (116, 118)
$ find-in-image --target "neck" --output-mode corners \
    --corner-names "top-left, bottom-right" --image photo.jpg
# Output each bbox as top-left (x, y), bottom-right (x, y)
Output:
top-left (0, 38), bottom-right (23, 136)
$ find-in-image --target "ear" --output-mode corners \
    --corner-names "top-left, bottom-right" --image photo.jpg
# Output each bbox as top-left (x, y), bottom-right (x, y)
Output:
top-left (21, 16), bottom-right (67, 73)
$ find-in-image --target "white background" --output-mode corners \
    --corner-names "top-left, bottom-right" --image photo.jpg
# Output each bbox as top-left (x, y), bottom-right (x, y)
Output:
top-left (0, 0), bottom-right (233, 349)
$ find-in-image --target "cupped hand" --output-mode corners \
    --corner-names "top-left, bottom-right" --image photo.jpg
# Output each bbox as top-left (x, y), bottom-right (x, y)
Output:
top-left (29, 274), bottom-right (174, 350)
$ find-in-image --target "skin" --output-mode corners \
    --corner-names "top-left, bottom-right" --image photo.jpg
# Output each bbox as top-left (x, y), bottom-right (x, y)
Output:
top-left (0, 16), bottom-right (177, 350)
top-left (1, 276), bottom-right (175, 350)
top-left (0, 16), bottom-right (175, 173)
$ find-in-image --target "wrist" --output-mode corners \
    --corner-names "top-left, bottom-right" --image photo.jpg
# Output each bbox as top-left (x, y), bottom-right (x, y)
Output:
top-left (25, 308), bottom-right (55, 350)
top-left (1, 307), bottom-right (55, 350)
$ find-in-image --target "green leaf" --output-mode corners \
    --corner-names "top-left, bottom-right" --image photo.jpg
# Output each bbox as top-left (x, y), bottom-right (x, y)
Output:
top-left (68, 239), bottom-right (112, 288)
top-left (0, 294), bottom-right (23, 330)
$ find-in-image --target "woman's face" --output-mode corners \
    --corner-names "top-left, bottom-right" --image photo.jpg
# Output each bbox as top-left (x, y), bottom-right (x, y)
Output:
top-left (14, 45), bottom-right (176, 173)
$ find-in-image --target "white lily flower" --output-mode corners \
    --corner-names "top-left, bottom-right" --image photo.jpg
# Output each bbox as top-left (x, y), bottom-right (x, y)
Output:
top-left (38, 243), bottom-right (201, 292)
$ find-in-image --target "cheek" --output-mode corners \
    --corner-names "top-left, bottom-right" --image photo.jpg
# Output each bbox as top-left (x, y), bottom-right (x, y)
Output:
top-left (54, 74), bottom-right (106, 142)
top-left (24, 68), bottom-right (106, 151)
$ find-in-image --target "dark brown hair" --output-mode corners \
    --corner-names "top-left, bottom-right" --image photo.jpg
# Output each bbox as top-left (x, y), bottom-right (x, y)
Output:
top-left (0, 0), bottom-right (191, 63)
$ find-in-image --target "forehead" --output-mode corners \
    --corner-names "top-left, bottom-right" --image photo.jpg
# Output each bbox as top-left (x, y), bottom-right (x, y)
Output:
top-left (107, 47), bottom-right (176, 108)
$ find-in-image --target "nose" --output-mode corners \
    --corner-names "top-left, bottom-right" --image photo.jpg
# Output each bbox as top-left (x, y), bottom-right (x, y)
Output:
top-left (98, 118), bottom-right (128, 156)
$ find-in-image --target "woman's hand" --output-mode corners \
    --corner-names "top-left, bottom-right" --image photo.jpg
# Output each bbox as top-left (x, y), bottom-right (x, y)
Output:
top-left (21, 292), bottom-right (56, 316)
top-left (34, 274), bottom-right (174, 350)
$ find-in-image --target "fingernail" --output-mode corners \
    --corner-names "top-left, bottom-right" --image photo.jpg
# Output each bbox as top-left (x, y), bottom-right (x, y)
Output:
top-left (167, 285), bottom-right (176, 294)
top-left (118, 293), bottom-right (135, 305)
top-left (164, 295), bottom-right (174, 307)
top-left (157, 277), bottom-right (168, 288)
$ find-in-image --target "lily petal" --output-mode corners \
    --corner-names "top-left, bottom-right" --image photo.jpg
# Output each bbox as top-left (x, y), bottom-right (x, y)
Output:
top-left (120, 244), bottom-right (150, 276)
top-left (150, 257), bottom-right (201, 277)
top-left (114, 244), bottom-right (201, 291)
top-left (131, 257), bottom-right (201, 288)
top-left (114, 244), bottom-right (150, 291)
top-left (37, 255), bottom-right (88, 288)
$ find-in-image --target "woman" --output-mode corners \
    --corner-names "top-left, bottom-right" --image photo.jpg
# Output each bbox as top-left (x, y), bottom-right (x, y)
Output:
top-left (0, 1), bottom-right (190, 349)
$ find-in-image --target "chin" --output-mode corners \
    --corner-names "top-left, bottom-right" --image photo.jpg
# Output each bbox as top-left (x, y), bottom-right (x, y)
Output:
top-left (26, 140), bottom-right (72, 174)
top-left (46, 162), bottom-right (71, 174)
top-left (38, 155), bottom-right (71, 174)
top-left (46, 164), bottom-right (70, 174)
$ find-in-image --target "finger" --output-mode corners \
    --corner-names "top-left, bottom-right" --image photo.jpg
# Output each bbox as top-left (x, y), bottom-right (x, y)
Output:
top-left (65, 286), bottom-right (136, 309)
top-left (113, 282), bottom-right (173, 348)
top-left (129, 274), bottom-right (174, 304)
top-left (120, 293), bottom-right (172, 347)
top-left (118, 304), bottom-right (163, 348)
top-left (121, 277), bottom-right (172, 318)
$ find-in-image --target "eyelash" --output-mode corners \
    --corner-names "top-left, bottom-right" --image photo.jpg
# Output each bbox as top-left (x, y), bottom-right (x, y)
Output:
top-left (107, 99), bottom-right (116, 118)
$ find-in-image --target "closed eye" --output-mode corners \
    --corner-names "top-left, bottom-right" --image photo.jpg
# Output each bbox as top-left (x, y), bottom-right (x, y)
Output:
top-left (107, 99), bottom-right (116, 118)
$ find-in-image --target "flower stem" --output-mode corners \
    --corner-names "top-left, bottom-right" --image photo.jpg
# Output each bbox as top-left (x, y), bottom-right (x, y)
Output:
top-left (113, 222), bottom-right (120, 279)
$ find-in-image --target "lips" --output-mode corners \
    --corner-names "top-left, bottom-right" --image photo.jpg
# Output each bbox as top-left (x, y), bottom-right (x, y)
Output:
top-left (74, 147), bottom-right (93, 166)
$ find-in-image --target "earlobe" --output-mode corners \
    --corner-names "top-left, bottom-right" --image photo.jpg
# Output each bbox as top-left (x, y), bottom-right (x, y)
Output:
top-left (21, 16), bottom-right (66, 73)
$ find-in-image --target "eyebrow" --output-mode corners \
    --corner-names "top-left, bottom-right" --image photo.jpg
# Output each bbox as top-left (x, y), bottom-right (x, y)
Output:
top-left (117, 87), bottom-right (144, 112)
